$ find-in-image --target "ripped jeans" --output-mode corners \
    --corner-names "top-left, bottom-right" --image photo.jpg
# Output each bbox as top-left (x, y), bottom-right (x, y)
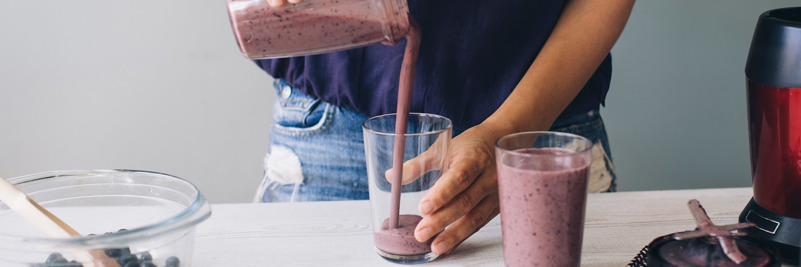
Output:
top-left (255, 79), bottom-right (617, 203)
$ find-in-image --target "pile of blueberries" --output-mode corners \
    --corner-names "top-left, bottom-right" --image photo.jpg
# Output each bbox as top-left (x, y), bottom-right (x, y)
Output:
top-left (32, 230), bottom-right (181, 267)
top-left (33, 251), bottom-right (179, 267)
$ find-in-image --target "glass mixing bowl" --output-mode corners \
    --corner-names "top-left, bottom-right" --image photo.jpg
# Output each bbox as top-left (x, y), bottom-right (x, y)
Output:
top-left (0, 170), bottom-right (212, 267)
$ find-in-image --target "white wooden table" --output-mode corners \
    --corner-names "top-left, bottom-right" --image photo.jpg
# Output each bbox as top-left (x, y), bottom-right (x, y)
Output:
top-left (192, 187), bottom-right (754, 266)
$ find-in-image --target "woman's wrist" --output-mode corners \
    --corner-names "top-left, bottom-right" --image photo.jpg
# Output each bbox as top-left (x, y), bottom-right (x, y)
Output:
top-left (481, 110), bottom-right (554, 137)
top-left (471, 118), bottom-right (525, 146)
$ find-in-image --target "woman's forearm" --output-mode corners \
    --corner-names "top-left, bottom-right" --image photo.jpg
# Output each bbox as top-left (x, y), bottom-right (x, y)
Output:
top-left (483, 0), bottom-right (635, 134)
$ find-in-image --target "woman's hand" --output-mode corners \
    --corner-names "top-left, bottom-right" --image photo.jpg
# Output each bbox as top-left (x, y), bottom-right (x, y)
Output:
top-left (410, 0), bottom-right (635, 256)
top-left (411, 122), bottom-right (511, 255)
top-left (267, 0), bottom-right (301, 8)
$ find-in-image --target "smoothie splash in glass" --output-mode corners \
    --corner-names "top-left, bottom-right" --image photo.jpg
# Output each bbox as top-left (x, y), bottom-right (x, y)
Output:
top-left (363, 113), bottom-right (451, 264)
top-left (495, 131), bottom-right (592, 267)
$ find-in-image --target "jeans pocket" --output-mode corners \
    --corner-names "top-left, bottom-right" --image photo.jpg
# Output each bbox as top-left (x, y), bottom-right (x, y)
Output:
top-left (550, 110), bottom-right (617, 193)
top-left (272, 79), bottom-right (335, 137)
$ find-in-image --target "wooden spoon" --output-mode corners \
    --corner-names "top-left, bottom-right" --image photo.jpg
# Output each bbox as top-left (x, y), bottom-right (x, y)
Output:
top-left (0, 175), bottom-right (119, 267)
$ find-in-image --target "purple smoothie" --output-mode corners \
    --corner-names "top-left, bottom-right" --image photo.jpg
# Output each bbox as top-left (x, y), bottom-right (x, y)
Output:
top-left (497, 148), bottom-right (589, 267)
top-left (374, 214), bottom-right (433, 255)
top-left (227, 0), bottom-right (405, 58)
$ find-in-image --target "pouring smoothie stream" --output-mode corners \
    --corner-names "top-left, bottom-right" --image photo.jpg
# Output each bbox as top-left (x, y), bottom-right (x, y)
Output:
top-left (366, 19), bottom-right (431, 258)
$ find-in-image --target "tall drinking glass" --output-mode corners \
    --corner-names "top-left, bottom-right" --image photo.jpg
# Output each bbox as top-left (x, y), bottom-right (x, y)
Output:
top-left (495, 131), bottom-right (592, 267)
top-left (363, 113), bottom-right (451, 264)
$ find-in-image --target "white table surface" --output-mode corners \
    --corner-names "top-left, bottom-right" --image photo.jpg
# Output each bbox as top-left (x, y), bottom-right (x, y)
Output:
top-left (192, 187), bottom-right (754, 266)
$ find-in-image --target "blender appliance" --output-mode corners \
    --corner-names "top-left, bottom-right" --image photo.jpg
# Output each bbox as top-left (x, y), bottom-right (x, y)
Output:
top-left (739, 6), bottom-right (801, 260)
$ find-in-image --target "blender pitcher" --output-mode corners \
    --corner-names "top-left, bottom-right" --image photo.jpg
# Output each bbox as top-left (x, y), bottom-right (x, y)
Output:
top-left (226, 0), bottom-right (410, 59)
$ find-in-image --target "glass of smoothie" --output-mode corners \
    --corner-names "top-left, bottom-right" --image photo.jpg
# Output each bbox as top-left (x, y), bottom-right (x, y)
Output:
top-left (362, 113), bottom-right (451, 264)
top-left (495, 131), bottom-right (592, 267)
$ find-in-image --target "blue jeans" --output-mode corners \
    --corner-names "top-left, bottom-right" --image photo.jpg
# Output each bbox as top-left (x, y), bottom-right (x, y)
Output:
top-left (256, 79), bottom-right (617, 202)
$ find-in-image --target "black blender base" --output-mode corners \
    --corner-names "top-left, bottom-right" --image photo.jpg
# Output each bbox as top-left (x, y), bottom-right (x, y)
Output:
top-left (771, 241), bottom-right (799, 266)
top-left (740, 198), bottom-right (801, 265)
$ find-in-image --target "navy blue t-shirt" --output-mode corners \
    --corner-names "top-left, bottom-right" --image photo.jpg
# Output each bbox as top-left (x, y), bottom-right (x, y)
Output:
top-left (255, 0), bottom-right (611, 132)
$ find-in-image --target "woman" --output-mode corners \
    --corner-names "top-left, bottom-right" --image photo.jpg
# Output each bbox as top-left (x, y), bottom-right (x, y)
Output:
top-left (252, 0), bottom-right (634, 255)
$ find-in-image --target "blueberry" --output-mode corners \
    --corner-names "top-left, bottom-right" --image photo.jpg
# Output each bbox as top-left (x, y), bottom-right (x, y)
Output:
top-left (115, 254), bottom-right (138, 266)
top-left (45, 253), bottom-right (68, 263)
top-left (31, 261), bottom-right (83, 267)
top-left (138, 252), bottom-right (153, 262)
top-left (165, 256), bottom-right (180, 267)
top-left (120, 247), bottom-right (132, 257)
top-left (34, 254), bottom-right (82, 267)
top-left (139, 261), bottom-right (157, 267)
top-left (104, 248), bottom-right (122, 258)
top-left (123, 261), bottom-right (140, 267)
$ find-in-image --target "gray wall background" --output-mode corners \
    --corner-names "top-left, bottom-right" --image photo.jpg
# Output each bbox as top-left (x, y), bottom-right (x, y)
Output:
top-left (606, 1), bottom-right (798, 191)
top-left (0, 1), bottom-right (797, 203)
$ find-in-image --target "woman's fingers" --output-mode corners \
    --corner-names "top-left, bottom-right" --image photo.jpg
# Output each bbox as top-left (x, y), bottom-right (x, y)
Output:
top-left (383, 148), bottom-right (441, 185)
top-left (424, 192), bottom-right (500, 255)
top-left (268, 0), bottom-right (285, 7)
top-left (269, 0), bottom-right (304, 7)
top-left (417, 145), bottom-right (491, 215)
top-left (384, 133), bottom-right (449, 185)
top-left (414, 166), bottom-right (496, 242)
